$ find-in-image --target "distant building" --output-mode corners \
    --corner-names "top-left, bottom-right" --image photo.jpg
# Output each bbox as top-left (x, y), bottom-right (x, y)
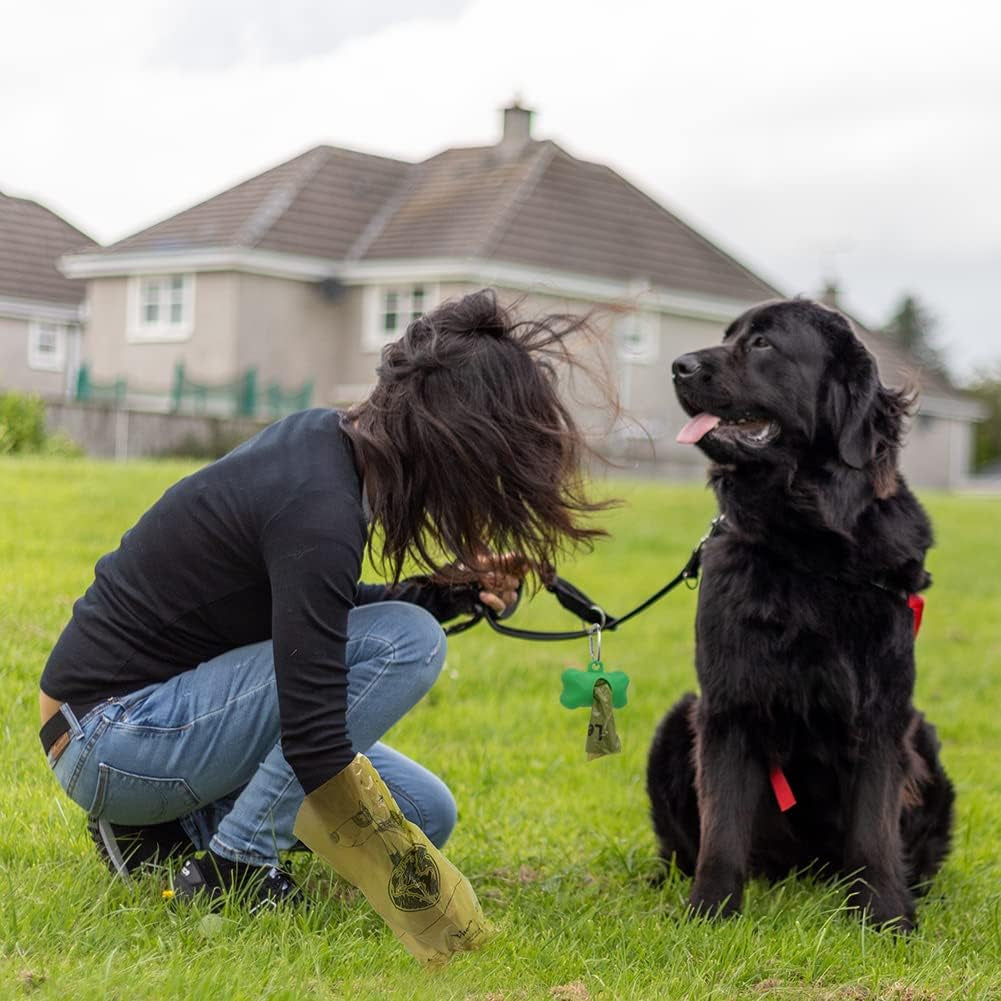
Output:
top-left (0, 192), bottom-right (96, 397)
top-left (60, 104), bottom-right (981, 487)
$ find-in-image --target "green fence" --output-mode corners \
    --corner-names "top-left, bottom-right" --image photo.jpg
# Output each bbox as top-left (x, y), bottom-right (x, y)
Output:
top-left (171, 363), bottom-right (258, 417)
top-left (76, 363), bottom-right (313, 419)
top-left (75, 366), bottom-right (127, 406)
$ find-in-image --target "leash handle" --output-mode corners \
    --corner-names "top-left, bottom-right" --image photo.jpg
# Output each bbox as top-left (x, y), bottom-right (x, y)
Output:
top-left (443, 573), bottom-right (610, 640)
top-left (444, 515), bottom-right (724, 642)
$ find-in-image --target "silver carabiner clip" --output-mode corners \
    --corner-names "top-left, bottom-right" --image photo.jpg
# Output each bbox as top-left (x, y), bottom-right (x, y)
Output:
top-left (588, 622), bottom-right (602, 663)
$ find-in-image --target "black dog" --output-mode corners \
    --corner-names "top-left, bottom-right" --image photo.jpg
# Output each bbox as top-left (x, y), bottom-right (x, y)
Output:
top-left (647, 299), bottom-right (953, 931)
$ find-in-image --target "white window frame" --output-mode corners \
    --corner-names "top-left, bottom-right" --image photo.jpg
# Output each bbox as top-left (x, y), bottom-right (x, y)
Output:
top-left (27, 319), bottom-right (68, 371)
top-left (616, 310), bottom-right (660, 365)
top-left (362, 283), bottom-right (438, 353)
top-left (127, 273), bottom-right (196, 342)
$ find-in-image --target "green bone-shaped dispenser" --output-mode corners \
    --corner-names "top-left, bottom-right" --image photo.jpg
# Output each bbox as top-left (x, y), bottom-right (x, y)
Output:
top-left (560, 660), bottom-right (629, 709)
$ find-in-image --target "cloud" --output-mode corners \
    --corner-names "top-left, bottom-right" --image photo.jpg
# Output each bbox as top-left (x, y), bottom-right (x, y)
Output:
top-left (150, 0), bottom-right (472, 69)
top-left (2, 0), bottom-right (999, 370)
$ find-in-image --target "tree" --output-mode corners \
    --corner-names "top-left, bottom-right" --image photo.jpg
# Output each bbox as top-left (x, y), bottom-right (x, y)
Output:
top-left (883, 294), bottom-right (950, 382)
top-left (965, 367), bottom-right (1001, 471)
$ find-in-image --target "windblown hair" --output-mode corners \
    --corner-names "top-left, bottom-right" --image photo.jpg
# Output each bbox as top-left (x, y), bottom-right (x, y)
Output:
top-left (343, 289), bottom-right (616, 583)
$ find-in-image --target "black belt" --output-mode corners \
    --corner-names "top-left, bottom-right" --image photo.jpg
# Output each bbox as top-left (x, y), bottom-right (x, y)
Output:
top-left (39, 699), bottom-right (105, 755)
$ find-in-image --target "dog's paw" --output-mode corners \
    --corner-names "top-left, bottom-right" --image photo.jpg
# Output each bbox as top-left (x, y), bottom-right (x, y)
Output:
top-left (687, 891), bottom-right (741, 920)
top-left (850, 880), bottom-right (917, 934)
top-left (874, 912), bottom-right (917, 935)
top-left (688, 875), bottom-right (743, 919)
top-left (867, 899), bottom-right (917, 935)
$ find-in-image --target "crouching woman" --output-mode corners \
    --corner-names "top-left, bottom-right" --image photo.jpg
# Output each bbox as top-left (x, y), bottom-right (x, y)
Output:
top-left (39, 289), bottom-right (611, 963)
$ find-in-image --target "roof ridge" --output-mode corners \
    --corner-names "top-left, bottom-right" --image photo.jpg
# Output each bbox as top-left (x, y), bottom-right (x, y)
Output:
top-left (0, 190), bottom-right (98, 246)
top-left (100, 145), bottom-right (327, 253)
top-left (343, 161), bottom-right (426, 263)
top-left (594, 160), bottom-right (783, 298)
top-left (310, 142), bottom-right (413, 168)
top-left (477, 141), bottom-right (559, 260)
top-left (235, 146), bottom-right (330, 249)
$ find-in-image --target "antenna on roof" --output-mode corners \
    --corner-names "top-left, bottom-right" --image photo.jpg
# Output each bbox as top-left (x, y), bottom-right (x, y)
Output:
top-left (819, 279), bottom-right (841, 309)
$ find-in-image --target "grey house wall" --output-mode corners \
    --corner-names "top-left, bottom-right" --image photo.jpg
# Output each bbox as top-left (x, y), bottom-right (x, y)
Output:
top-left (0, 312), bottom-right (79, 397)
top-left (899, 410), bottom-right (973, 490)
top-left (2, 315), bottom-right (59, 394)
top-left (84, 271), bottom-right (356, 405)
top-left (234, 273), bottom-right (345, 401)
top-left (75, 272), bottom-right (973, 489)
top-left (84, 273), bottom-right (240, 391)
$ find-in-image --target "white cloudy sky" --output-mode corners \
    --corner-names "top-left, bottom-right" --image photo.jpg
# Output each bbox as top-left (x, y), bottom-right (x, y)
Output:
top-left (3, 0), bottom-right (999, 375)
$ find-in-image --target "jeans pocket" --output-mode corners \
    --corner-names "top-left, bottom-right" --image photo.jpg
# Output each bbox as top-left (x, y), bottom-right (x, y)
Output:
top-left (90, 763), bottom-right (199, 825)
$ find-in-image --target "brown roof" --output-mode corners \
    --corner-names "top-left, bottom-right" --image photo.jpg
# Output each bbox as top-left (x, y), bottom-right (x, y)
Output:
top-left (486, 143), bottom-right (776, 301)
top-left (105, 146), bottom-right (410, 258)
top-left (353, 140), bottom-right (776, 301)
top-left (88, 139), bottom-right (777, 303)
top-left (75, 133), bottom-right (974, 406)
top-left (354, 143), bottom-right (551, 262)
top-left (855, 324), bottom-right (957, 399)
top-left (0, 192), bottom-right (96, 304)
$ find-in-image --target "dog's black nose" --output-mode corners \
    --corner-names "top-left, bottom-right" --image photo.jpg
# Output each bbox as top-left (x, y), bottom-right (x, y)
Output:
top-left (672, 353), bottom-right (702, 379)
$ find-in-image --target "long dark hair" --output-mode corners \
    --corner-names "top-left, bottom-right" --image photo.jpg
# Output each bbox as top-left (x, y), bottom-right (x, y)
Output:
top-left (343, 289), bottom-right (617, 583)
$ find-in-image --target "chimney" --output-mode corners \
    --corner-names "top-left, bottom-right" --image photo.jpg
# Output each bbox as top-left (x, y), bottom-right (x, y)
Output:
top-left (499, 99), bottom-right (533, 155)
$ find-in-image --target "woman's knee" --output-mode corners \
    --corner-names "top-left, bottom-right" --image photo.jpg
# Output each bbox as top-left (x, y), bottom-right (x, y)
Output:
top-left (383, 602), bottom-right (447, 693)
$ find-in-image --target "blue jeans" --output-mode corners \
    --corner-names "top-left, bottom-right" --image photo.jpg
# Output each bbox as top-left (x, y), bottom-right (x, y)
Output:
top-left (49, 602), bottom-right (455, 866)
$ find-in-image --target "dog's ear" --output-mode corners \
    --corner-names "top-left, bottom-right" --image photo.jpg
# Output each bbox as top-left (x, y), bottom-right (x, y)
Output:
top-left (823, 340), bottom-right (879, 469)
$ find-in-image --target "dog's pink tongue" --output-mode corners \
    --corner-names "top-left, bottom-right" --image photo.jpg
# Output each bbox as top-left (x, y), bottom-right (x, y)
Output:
top-left (676, 413), bottom-right (721, 444)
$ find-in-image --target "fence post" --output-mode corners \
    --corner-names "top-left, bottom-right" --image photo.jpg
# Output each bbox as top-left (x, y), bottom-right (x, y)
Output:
top-left (75, 364), bottom-right (90, 401)
top-left (171, 362), bottom-right (185, 412)
top-left (239, 368), bottom-right (257, 417)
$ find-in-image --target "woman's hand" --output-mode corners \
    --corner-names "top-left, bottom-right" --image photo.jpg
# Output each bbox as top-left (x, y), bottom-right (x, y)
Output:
top-left (469, 553), bottom-right (526, 617)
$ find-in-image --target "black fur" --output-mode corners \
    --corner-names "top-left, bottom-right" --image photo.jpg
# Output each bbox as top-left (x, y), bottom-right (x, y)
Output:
top-left (647, 300), bottom-right (954, 931)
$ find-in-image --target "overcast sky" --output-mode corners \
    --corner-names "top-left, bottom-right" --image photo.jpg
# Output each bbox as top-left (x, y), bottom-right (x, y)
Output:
top-left (3, 0), bottom-right (999, 376)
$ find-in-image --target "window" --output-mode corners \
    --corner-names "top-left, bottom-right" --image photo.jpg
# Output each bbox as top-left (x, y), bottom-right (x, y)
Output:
top-left (363, 284), bottom-right (435, 352)
top-left (128, 274), bottom-right (195, 341)
top-left (28, 320), bottom-right (67, 371)
top-left (617, 311), bottom-right (659, 365)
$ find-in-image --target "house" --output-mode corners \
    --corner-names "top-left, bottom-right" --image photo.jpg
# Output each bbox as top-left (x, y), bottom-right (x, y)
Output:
top-left (0, 191), bottom-right (96, 397)
top-left (60, 104), bottom-right (981, 487)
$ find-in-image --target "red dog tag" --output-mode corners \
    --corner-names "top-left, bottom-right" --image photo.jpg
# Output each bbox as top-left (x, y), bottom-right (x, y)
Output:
top-left (908, 594), bottom-right (925, 637)
top-left (769, 765), bottom-right (796, 812)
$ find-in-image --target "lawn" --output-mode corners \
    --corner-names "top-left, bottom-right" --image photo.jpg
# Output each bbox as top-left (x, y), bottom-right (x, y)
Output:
top-left (2, 457), bottom-right (1000, 1001)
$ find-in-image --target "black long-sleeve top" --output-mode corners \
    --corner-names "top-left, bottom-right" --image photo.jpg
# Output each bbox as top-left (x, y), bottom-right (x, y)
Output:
top-left (40, 409), bottom-right (472, 794)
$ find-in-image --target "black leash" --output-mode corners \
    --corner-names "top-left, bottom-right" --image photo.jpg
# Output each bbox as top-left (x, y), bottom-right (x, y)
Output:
top-left (445, 515), bottom-right (725, 642)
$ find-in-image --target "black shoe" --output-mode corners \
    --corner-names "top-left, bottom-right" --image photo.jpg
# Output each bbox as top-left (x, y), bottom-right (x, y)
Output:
top-left (171, 853), bottom-right (302, 911)
top-left (88, 817), bottom-right (192, 875)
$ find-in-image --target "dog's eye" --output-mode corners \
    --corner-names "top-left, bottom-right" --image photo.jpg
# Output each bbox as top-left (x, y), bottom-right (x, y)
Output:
top-left (748, 334), bottom-right (771, 350)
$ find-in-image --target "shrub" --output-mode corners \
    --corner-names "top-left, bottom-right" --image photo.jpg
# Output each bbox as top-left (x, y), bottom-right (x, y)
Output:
top-left (0, 390), bottom-right (47, 454)
top-left (42, 431), bottom-right (84, 458)
top-left (0, 390), bottom-right (82, 456)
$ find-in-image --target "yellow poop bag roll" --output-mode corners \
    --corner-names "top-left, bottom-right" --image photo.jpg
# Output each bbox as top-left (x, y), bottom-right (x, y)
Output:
top-left (293, 753), bottom-right (494, 967)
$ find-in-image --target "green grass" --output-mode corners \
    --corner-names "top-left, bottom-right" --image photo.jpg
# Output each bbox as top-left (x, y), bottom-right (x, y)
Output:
top-left (2, 457), bottom-right (1001, 1000)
